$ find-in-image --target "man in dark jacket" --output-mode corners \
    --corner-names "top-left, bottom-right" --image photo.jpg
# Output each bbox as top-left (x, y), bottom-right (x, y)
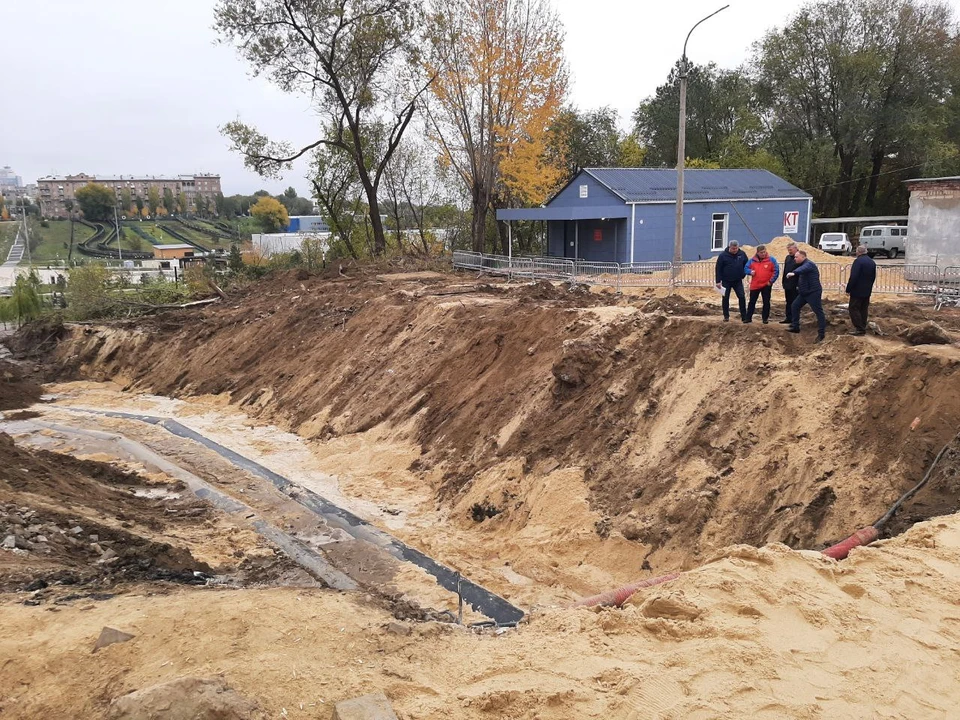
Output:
top-left (780, 241), bottom-right (799, 324)
top-left (715, 241), bottom-right (748, 322)
top-left (845, 245), bottom-right (877, 335)
top-left (785, 250), bottom-right (826, 343)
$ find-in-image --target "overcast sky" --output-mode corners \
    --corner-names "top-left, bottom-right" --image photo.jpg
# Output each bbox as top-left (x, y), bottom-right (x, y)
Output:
top-left (3, 0), bottom-right (957, 195)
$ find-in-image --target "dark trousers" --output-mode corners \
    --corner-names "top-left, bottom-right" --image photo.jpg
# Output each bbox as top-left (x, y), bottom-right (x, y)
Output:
top-left (849, 296), bottom-right (871, 331)
top-left (722, 281), bottom-right (746, 320)
top-left (747, 286), bottom-right (772, 322)
top-left (791, 292), bottom-right (826, 335)
top-left (784, 288), bottom-right (799, 323)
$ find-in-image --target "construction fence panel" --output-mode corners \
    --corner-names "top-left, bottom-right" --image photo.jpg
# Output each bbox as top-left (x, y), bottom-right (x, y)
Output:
top-left (479, 254), bottom-right (513, 276)
top-left (872, 264), bottom-right (941, 296)
top-left (673, 261), bottom-right (717, 288)
top-left (816, 263), bottom-right (845, 293)
top-left (509, 257), bottom-right (535, 280)
top-left (574, 261), bottom-right (621, 291)
top-left (529, 257), bottom-right (575, 282)
top-left (936, 266), bottom-right (960, 309)
top-left (620, 262), bottom-right (674, 289)
top-left (452, 250), bottom-right (482, 271)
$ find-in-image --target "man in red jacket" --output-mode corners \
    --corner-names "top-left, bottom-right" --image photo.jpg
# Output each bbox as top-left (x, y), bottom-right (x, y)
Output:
top-left (744, 244), bottom-right (780, 324)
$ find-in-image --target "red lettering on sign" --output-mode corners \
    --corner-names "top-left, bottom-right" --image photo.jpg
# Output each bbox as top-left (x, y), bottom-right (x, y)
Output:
top-left (593, 229), bottom-right (602, 242)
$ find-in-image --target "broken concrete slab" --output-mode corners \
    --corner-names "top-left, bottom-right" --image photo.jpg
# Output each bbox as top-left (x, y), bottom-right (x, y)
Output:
top-left (93, 626), bottom-right (135, 652)
top-left (106, 676), bottom-right (260, 720)
top-left (331, 692), bottom-right (399, 720)
top-left (901, 321), bottom-right (953, 345)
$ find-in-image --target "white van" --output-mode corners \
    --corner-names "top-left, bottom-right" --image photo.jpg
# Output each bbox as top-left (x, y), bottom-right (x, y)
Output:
top-left (818, 232), bottom-right (852, 255)
top-left (858, 226), bottom-right (907, 259)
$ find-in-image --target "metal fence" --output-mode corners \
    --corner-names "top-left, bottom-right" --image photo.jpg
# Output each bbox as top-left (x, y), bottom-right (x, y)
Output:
top-left (452, 252), bottom-right (960, 306)
top-left (937, 266), bottom-right (960, 309)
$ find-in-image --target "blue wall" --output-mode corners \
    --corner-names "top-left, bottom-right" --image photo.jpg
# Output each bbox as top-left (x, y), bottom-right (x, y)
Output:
top-left (548, 199), bottom-right (810, 263)
top-left (552, 173), bottom-right (624, 208)
top-left (548, 220), bottom-right (629, 262)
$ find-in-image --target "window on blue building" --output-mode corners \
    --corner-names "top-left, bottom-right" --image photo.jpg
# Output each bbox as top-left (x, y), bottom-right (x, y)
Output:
top-left (711, 213), bottom-right (728, 251)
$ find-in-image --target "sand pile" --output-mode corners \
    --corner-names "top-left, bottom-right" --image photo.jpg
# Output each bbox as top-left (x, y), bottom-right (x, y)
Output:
top-left (2, 512), bottom-right (959, 719)
top-left (741, 236), bottom-right (855, 265)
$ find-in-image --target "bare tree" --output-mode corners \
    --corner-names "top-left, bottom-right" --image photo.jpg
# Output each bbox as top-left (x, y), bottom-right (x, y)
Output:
top-left (215, 0), bottom-right (432, 255)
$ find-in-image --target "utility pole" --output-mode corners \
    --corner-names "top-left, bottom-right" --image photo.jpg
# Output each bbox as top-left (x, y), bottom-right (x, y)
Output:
top-left (673, 5), bottom-right (730, 268)
top-left (115, 204), bottom-right (123, 262)
top-left (20, 195), bottom-right (31, 266)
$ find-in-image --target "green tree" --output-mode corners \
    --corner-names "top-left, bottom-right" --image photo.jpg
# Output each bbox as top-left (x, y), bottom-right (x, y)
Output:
top-left (755, 0), bottom-right (958, 215)
top-left (215, 0), bottom-right (430, 256)
top-left (310, 137), bottom-right (365, 259)
top-left (228, 241), bottom-right (244, 273)
top-left (134, 195), bottom-right (145, 215)
top-left (9, 272), bottom-right (43, 327)
top-left (120, 189), bottom-right (133, 214)
top-left (74, 183), bottom-right (117, 222)
top-left (215, 191), bottom-right (226, 217)
top-left (548, 107), bottom-right (624, 181)
top-left (250, 196), bottom-right (289, 233)
top-left (163, 188), bottom-right (175, 214)
top-left (147, 187), bottom-right (161, 216)
top-left (177, 192), bottom-right (189, 214)
top-left (634, 62), bottom-right (761, 168)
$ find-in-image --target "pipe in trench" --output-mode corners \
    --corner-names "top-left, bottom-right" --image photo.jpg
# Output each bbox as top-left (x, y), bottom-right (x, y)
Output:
top-left (573, 436), bottom-right (959, 610)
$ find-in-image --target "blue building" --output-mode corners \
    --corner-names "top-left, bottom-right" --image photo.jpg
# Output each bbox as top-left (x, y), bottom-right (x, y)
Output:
top-left (285, 215), bottom-right (331, 234)
top-left (496, 168), bottom-right (812, 263)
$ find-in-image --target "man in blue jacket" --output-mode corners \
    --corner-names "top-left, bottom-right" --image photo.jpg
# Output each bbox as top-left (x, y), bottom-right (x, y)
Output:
top-left (785, 249), bottom-right (826, 343)
top-left (715, 241), bottom-right (748, 323)
top-left (845, 245), bottom-right (877, 335)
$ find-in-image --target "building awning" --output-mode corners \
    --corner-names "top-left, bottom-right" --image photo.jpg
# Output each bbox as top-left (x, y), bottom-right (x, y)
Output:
top-left (497, 206), bottom-right (630, 221)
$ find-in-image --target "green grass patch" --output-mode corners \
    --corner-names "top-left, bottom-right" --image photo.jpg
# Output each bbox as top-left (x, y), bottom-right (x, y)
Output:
top-left (26, 220), bottom-right (95, 264)
top-left (0, 222), bottom-right (18, 261)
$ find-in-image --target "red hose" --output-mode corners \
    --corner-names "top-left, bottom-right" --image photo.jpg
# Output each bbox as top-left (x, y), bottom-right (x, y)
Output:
top-left (572, 572), bottom-right (681, 608)
top-left (573, 526), bottom-right (880, 610)
top-left (821, 526), bottom-right (879, 560)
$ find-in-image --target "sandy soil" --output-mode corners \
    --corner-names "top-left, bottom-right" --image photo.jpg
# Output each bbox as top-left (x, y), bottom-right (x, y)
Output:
top-left (3, 266), bottom-right (960, 718)
top-left (2, 512), bottom-right (959, 719)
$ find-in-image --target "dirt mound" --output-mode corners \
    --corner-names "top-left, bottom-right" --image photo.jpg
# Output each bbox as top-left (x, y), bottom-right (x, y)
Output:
top-left (0, 432), bottom-right (221, 595)
top-left (35, 270), bottom-right (960, 582)
top-left (106, 677), bottom-right (262, 720)
top-left (0, 361), bottom-right (42, 411)
top-left (3, 513), bottom-right (960, 719)
top-left (742, 236), bottom-right (854, 265)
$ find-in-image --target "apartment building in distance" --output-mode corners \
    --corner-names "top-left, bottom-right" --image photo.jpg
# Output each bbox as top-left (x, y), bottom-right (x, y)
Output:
top-left (37, 173), bottom-right (221, 216)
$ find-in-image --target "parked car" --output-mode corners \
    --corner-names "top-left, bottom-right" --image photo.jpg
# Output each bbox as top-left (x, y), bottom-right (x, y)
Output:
top-left (858, 225), bottom-right (907, 259)
top-left (818, 232), bottom-right (852, 255)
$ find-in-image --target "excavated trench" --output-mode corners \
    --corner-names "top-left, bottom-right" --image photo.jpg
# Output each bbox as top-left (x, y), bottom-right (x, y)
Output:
top-left (7, 270), bottom-right (960, 610)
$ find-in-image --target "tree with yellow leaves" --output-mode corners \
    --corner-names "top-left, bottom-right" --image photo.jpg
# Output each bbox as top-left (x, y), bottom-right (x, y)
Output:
top-left (425, 0), bottom-right (567, 252)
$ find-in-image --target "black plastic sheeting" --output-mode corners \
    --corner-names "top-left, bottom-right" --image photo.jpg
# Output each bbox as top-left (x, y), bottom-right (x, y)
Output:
top-left (95, 410), bottom-right (525, 626)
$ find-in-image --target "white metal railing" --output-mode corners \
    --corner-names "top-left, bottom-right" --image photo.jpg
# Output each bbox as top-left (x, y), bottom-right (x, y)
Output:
top-left (452, 252), bottom-right (960, 308)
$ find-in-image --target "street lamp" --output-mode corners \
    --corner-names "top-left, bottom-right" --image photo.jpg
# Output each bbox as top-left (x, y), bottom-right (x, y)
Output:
top-left (673, 5), bottom-right (730, 267)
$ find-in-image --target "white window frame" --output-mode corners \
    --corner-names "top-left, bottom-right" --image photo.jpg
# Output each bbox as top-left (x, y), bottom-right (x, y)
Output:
top-left (711, 213), bottom-right (729, 252)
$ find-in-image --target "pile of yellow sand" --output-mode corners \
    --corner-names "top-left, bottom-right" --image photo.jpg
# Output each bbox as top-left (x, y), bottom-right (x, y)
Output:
top-left (741, 236), bottom-right (855, 265)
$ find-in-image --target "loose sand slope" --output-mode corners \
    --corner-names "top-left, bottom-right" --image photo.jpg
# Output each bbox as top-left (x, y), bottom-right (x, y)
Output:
top-left (1, 513), bottom-right (958, 719)
top-left (45, 271), bottom-right (960, 580)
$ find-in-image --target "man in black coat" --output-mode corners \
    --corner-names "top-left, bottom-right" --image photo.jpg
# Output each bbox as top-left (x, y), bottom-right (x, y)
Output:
top-left (845, 245), bottom-right (877, 335)
top-left (715, 241), bottom-right (748, 322)
top-left (780, 241), bottom-right (800, 324)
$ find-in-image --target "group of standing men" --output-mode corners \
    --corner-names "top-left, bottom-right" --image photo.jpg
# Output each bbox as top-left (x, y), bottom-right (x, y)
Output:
top-left (715, 240), bottom-right (878, 342)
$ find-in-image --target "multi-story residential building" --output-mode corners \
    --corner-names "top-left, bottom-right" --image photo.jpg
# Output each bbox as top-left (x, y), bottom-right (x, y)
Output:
top-left (0, 166), bottom-right (22, 188)
top-left (36, 173), bottom-right (222, 217)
